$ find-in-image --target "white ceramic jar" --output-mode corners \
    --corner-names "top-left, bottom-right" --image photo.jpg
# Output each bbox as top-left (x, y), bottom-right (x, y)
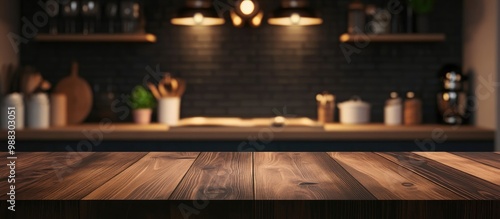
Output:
top-left (337, 97), bottom-right (371, 124)
top-left (27, 93), bottom-right (50, 129)
top-left (384, 92), bottom-right (403, 125)
top-left (1, 93), bottom-right (24, 129)
top-left (158, 97), bottom-right (181, 126)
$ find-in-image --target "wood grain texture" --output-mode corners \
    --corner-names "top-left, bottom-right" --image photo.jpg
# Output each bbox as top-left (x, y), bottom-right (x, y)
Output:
top-left (328, 152), bottom-right (462, 200)
top-left (377, 152), bottom-right (500, 200)
top-left (415, 152), bottom-right (500, 186)
top-left (84, 152), bottom-right (199, 200)
top-left (254, 152), bottom-right (375, 200)
top-left (16, 152), bottom-right (147, 200)
top-left (170, 152), bottom-right (253, 200)
top-left (0, 152), bottom-right (95, 200)
top-left (452, 152), bottom-right (500, 169)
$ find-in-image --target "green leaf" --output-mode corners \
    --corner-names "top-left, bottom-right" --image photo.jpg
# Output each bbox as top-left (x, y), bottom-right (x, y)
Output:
top-left (129, 85), bottom-right (156, 109)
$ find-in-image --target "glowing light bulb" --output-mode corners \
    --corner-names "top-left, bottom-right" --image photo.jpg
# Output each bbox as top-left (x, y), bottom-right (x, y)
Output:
top-left (443, 93), bottom-right (450, 101)
top-left (232, 14), bottom-right (243, 26)
top-left (193, 13), bottom-right (204, 24)
top-left (290, 13), bottom-right (301, 24)
top-left (240, 0), bottom-right (255, 15)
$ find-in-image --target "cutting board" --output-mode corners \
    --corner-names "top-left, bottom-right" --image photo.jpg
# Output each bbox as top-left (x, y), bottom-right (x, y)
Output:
top-left (53, 62), bottom-right (93, 124)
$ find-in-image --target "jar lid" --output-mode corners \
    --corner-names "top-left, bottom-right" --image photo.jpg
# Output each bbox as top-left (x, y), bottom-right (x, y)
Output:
top-left (30, 93), bottom-right (49, 103)
top-left (338, 96), bottom-right (370, 109)
top-left (3, 93), bottom-right (23, 104)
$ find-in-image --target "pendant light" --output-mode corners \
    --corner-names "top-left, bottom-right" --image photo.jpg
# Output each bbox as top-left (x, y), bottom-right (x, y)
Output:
top-left (171, 0), bottom-right (225, 26)
top-left (268, 0), bottom-right (323, 26)
top-left (230, 0), bottom-right (264, 27)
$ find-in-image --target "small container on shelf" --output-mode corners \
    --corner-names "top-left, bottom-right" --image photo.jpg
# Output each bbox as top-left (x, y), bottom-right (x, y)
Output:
top-left (316, 92), bottom-right (335, 124)
top-left (338, 96), bottom-right (371, 124)
top-left (404, 91), bottom-right (422, 125)
top-left (27, 93), bottom-right (50, 129)
top-left (50, 93), bottom-right (67, 127)
top-left (347, 0), bottom-right (365, 34)
top-left (384, 92), bottom-right (402, 125)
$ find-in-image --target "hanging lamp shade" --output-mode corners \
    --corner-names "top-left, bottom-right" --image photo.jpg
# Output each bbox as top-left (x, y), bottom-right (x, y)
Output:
top-left (268, 0), bottom-right (322, 26)
top-left (171, 0), bottom-right (225, 26)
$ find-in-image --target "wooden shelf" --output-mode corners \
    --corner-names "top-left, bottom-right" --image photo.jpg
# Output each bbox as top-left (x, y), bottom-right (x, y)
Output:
top-left (5, 123), bottom-right (494, 141)
top-left (35, 33), bottom-right (157, 43)
top-left (339, 33), bottom-right (446, 43)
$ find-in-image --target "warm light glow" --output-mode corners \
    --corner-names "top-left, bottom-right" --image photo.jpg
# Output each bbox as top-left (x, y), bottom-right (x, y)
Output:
top-left (268, 16), bottom-right (322, 26)
top-left (230, 11), bottom-right (243, 27)
top-left (251, 11), bottom-right (263, 27)
top-left (240, 0), bottom-right (255, 15)
top-left (443, 93), bottom-right (450, 101)
top-left (340, 33), bottom-right (350, 42)
top-left (290, 13), bottom-right (301, 24)
top-left (171, 15), bottom-right (225, 26)
top-left (145, 34), bottom-right (157, 42)
top-left (193, 13), bottom-right (204, 24)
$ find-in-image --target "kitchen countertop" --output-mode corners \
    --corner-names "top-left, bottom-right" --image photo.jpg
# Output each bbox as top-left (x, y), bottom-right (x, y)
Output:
top-left (3, 152), bottom-right (499, 200)
top-left (8, 123), bottom-right (495, 141)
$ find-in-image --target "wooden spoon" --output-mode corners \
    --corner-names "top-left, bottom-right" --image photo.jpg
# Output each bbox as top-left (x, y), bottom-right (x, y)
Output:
top-left (147, 82), bottom-right (161, 100)
top-left (170, 78), bottom-right (178, 96)
top-left (27, 72), bottom-right (42, 95)
top-left (34, 80), bottom-right (52, 93)
top-left (176, 79), bottom-right (186, 97)
top-left (157, 79), bottom-right (168, 97)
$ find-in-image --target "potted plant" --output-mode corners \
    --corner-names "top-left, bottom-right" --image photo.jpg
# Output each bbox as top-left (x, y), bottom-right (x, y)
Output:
top-left (130, 85), bottom-right (156, 124)
top-left (410, 0), bottom-right (435, 33)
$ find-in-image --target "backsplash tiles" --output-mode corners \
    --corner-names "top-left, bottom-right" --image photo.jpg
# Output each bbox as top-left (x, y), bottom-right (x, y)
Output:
top-left (20, 0), bottom-right (462, 123)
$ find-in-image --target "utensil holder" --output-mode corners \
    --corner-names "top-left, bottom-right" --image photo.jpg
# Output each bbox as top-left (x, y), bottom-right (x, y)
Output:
top-left (158, 97), bottom-right (180, 126)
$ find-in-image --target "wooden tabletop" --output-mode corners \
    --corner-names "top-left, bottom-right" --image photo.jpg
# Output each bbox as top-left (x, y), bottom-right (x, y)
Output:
top-left (1, 152), bottom-right (499, 200)
top-left (7, 123), bottom-right (495, 141)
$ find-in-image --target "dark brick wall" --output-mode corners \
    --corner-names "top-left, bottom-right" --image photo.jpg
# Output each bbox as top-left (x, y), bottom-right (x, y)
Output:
top-left (20, 0), bottom-right (462, 123)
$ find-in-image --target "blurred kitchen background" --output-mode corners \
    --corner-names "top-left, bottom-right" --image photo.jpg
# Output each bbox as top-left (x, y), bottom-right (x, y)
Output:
top-left (0, 0), bottom-right (497, 129)
top-left (15, 0), bottom-right (461, 122)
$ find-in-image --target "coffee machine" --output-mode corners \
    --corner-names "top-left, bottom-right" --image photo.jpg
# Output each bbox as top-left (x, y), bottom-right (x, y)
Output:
top-left (437, 64), bottom-right (468, 125)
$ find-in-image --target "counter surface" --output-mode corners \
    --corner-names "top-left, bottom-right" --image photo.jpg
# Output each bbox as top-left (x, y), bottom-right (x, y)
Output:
top-left (2, 152), bottom-right (498, 200)
top-left (9, 123), bottom-right (495, 141)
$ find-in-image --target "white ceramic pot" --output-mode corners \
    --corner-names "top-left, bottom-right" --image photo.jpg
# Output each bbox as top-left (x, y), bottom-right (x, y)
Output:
top-left (338, 97), bottom-right (370, 124)
top-left (27, 93), bottom-right (50, 129)
top-left (158, 97), bottom-right (181, 126)
top-left (133, 109), bottom-right (152, 124)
